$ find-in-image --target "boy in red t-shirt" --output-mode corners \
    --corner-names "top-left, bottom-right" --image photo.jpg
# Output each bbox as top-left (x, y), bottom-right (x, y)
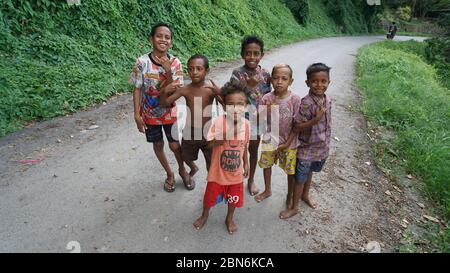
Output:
top-left (193, 81), bottom-right (250, 235)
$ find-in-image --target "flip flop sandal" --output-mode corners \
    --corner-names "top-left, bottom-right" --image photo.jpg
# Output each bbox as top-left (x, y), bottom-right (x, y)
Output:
top-left (163, 178), bottom-right (176, 192)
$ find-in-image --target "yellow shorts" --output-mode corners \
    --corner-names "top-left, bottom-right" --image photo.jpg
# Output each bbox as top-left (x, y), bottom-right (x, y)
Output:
top-left (258, 147), bottom-right (297, 175)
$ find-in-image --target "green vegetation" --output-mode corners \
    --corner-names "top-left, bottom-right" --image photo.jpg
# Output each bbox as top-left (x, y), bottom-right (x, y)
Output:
top-left (283, 0), bottom-right (380, 34)
top-left (356, 40), bottom-right (449, 252)
top-left (376, 0), bottom-right (448, 35)
top-left (0, 0), bottom-right (329, 136)
top-left (425, 37), bottom-right (450, 89)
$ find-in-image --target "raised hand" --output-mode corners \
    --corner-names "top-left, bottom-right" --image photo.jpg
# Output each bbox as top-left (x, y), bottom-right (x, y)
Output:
top-left (205, 79), bottom-right (221, 95)
top-left (246, 73), bottom-right (259, 88)
top-left (154, 55), bottom-right (175, 73)
top-left (313, 106), bottom-right (326, 124)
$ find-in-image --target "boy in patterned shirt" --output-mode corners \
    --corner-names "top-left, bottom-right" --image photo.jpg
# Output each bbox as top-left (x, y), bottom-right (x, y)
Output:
top-left (230, 35), bottom-right (271, 196)
top-left (129, 22), bottom-right (190, 192)
top-left (256, 64), bottom-right (302, 204)
top-left (279, 63), bottom-right (332, 219)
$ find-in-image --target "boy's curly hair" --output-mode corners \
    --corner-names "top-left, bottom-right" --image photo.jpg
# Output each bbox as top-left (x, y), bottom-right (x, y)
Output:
top-left (149, 22), bottom-right (173, 38)
top-left (221, 81), bottom-right (250, 104)
top-left (240, 35), bottom-right (264, 57)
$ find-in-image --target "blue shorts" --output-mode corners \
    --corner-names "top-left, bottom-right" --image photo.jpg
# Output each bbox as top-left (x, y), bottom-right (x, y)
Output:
top-left (145, 123), bottom-right (178, 143)
top-left (294, 159), bottom-right (326, 184)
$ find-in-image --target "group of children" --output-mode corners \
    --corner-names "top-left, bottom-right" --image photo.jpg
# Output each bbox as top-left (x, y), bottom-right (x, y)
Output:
top-left (129, 22), bottom-right (332, 235)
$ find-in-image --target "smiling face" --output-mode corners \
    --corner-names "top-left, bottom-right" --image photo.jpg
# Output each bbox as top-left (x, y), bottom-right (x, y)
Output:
top-left (306, 71), bottom-right (330, 97)
top-left (225, 92), bottom-right (248, 122)
top-left (271, 66), bottom-right (293, 93)
top-left (187, 58), bottom-right (208, 84)
top-left (242, 43), bottom-right (263, 70)
top-left (149, 26), bottom-right (172, 54)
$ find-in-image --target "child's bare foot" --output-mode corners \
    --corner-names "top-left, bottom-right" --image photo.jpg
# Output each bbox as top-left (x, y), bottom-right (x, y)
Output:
top-left (279, 208), bottom-right (298, 219)
top-left (193, 216), bottom-right (208, 230)
top-left (248, 181), bottom-right (259, 196)
top-left (302, 196), bottom-right (317, 209)
top-left (254, 191), bottom-right (272, 203)
top-left (225, 218), bottom-right (238, 235)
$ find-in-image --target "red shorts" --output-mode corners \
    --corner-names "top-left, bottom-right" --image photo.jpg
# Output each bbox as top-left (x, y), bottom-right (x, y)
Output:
top-left (203, 182), bottom-right (244, 208)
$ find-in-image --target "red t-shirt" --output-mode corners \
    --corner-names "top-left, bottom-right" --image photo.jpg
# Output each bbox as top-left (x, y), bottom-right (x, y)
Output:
top-left (206, 116), bottom-right (249, 185)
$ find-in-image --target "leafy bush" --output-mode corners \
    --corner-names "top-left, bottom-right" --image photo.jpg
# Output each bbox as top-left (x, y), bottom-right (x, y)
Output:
top-left (0, 0), bottom-right (329, 137)
top-left (325, 0), bottom-right (369, 34)
top-left (395, 6), bottom-right (412, 21)
top-left (425, 37), bottom-right (450, 89)
top-left (283, 0), bottom-right (380, 34)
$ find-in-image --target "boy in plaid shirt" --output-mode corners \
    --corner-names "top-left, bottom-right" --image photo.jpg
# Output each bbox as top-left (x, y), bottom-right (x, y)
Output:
top-left (280, 63), bottom-right (332, 219)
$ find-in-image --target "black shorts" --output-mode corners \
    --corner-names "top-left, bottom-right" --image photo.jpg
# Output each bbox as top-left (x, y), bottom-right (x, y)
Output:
top-left (181, 139), bottom-right (212, 168)
top-left (145, 123), bottom-right (179, 143)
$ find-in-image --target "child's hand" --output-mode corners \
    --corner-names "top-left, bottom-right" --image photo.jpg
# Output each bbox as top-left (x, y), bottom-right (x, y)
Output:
top-left (205, 79), bottom-right (221, 95)
top-left (154, 55), bottom-right (175, 73)
top-left (243, 163), bottom-right (249, 178)
top-left (276, 143), bottom-right (289, 154)
top-left (134, 114), bottom-right (147, 133)
top-left (246, 73), bottom-right (259, 88)
top-left (163, 82), bottom-right (182, 95)
top-left (313, 107), bottom-right (326, 124)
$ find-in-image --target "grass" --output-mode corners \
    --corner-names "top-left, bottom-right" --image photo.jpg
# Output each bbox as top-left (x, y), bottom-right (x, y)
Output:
top-left (356, 40), bottom-right (450, 252)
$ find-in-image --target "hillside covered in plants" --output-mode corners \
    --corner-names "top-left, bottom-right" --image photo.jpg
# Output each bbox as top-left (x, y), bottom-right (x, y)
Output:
top-left (1, 0), bottom-right (446, 136)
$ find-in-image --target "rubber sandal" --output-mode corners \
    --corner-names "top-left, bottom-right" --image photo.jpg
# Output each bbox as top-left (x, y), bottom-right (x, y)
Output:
top-left (163, 178), bottom-right (175, 192)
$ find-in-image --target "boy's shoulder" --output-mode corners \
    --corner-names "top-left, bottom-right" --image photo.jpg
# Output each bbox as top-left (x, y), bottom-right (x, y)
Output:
top-left (231, 66), bottom-right (245, 75)
top-left (136, 52), bottom-right (151, 62)
top-left (299, 95), bottom-right (315, 111)
top-left (290, 92), bottom-right (302, 101)
top-left (301, 94), bottom-right (314, 103)
top-left (259, 66), bottom-right (271, 76)
top-left (262, 91), bottom-right (275, 100)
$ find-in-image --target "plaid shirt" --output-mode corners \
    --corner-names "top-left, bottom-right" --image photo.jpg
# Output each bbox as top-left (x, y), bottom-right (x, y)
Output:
top-left (297, 92), bottom-right (332, 161)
